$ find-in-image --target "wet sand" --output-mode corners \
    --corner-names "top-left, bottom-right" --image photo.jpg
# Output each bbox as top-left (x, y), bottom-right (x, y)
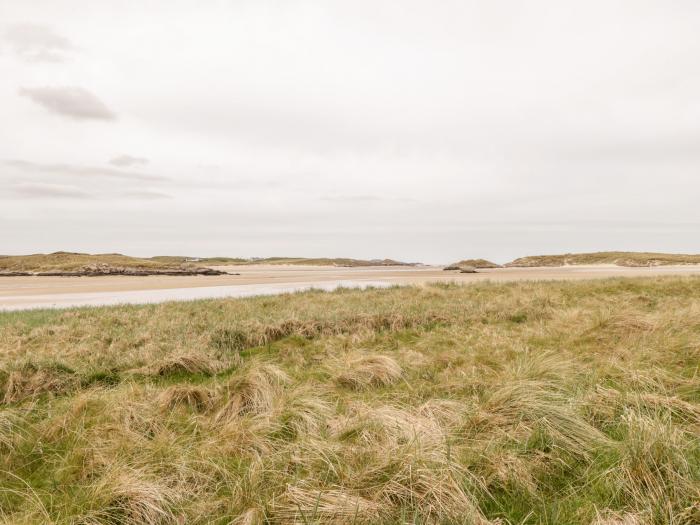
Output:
top-left (1, 264), bottom-right (699, 311)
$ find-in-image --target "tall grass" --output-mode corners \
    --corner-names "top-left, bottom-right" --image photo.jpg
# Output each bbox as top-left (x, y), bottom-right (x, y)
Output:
top-left (1, 278), bottom-right (699, 523)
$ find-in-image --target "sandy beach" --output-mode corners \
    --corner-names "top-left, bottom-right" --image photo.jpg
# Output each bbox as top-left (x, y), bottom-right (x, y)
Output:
top-left (1, 264), bottom-right (700, 311)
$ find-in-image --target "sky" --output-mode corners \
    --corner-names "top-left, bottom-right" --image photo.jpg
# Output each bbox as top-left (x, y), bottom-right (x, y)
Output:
top-left (1, 1), bottom-right (700, 264)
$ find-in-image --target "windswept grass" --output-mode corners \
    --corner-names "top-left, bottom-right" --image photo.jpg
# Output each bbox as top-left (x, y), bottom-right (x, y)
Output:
top-left (1, 277), bottom-right (700, 523)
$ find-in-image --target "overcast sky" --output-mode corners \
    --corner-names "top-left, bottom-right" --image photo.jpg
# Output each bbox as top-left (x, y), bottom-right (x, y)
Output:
top-left (1, 1), bottom-right (699, 263)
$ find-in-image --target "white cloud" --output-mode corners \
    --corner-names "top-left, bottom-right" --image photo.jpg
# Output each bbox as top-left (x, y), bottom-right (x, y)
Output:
top-left (11, 182), bottom-right (88, 199)
top-left (4, 24), bottom-right (73, 62)
top-left (109, 155), bottom-right (149, 167)
top-left (4, 160), bottom-right (163, 181)
top-left (19, 86), bottom-right (115, 120)
top-left (121, 190), bottom-right (171, 200)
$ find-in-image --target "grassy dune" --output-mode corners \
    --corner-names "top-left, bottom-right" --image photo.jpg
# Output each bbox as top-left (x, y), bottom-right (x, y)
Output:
top-left (0, 252), bottom-right (174, 272)
top-left (507, 251), bottom-right (700, 268)
top-left (0, 253), bottom-right (415, 274)
top-left (1, 278), bottom-right (700, 523)
top-left (444, 259), bottom-right (502, 270)
top-left (0, 253), bottom-right (227, 276)
top-left (151, 256), bottom-right (249, 265)
top-left (152, 256), bottom-right (417, 267)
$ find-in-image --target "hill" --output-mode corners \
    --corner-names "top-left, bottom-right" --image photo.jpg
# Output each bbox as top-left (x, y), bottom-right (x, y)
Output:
top-left (151, 256), bottom-right (249, 265)
top-left (152, 256), bottom-right (418, 267)
top-left (0, 252), bottom-right (225, 276)
top-left (0, 253), bottom-right (417, 276)
top-left (506, 251), bottom-right (700, 268)
top-left (444, 258), bottom-right (501, 270)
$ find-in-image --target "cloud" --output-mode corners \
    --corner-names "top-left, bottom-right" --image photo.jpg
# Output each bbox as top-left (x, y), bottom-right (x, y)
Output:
top-left (4, 24), bottom-right (73, 62)
top-left (320, 195), bottom-right (418, 203)
top-left (19, 86), bottom-right (116, 120)
top-left (321, 195), bottom-right (384, 203)
top-left (4, 159), bottom-right (166, 182)
top-left (109, 155), bottom-right (149, 167)
top-left (8, 183), bottom-right (171, 201)
top-left (121, 190), bottom-right (171, 199)
top-left (11, 183), bottom-right (89, 199)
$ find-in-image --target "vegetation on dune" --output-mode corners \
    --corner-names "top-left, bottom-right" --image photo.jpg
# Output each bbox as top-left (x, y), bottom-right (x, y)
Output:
top-left (444, 259), bottom-right (502, 270)
top-left (151, 256), bottom-right (250, 265)
top-left (506, 251), bottom-right (700, 267)
top-left (1, 278), bottom-right (700, 523)
top-left (0, 252), bottom-right (172, 271)
top-left (0, 252), bottom-right (225, 276)
top-left (2, 253), bottom-right (417, 273)
top-left (153, 256), bottom-right (418, 267)
top-left (247, 257), bottom-right (417, 267)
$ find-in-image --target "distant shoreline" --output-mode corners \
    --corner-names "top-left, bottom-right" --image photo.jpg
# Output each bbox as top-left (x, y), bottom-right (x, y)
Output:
top-left (5, 251), bottom-right (700, 278)
top-left (3, 264), bottom-right (700, 311)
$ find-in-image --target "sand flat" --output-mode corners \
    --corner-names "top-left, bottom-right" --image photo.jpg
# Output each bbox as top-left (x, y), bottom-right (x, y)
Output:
top-left (2, 264), bottom-right (700, 311)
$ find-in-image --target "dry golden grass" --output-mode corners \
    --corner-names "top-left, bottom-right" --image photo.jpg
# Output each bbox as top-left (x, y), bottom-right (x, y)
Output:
top-left (275, 484), bottom-right (385, 523)
top-left (82, 465), bottom-right (178, 524)
top-left (154, 353), bottom-right (220, 377)
top-left (591, 510), bottom-right (648, 525)
top-left (2, 362), bottom-right (76, 403)
top-left (335, 354), bottom-right (403, 389)
top-left (1, 277), bottom-right (700, 523)
top-left (158, 385), bottom-right (213, 412)
top-left (216, 363), bottom-right (290, 421)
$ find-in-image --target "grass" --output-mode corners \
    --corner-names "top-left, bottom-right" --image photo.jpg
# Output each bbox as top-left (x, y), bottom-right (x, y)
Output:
top-left (0, 253), bottom-right (416, 274)
top-left (1, 277), bottom-right (700, 523)
top-left (0, 252), bottom-right (228, 276)
top-left (153, 256), bottom-right (417, 267)
top-left (444, 259), bottom-right (502, 269)
top-left (506, 251), bottom-right (700, 267)
top-left (0, 252), bottom-right (177, 272)
top-left (151, 255), bottom-right (250, 265)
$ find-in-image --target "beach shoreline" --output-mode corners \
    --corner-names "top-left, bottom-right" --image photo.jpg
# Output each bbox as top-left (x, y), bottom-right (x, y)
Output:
top-left (2, 264), bottom-right (700, 311)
